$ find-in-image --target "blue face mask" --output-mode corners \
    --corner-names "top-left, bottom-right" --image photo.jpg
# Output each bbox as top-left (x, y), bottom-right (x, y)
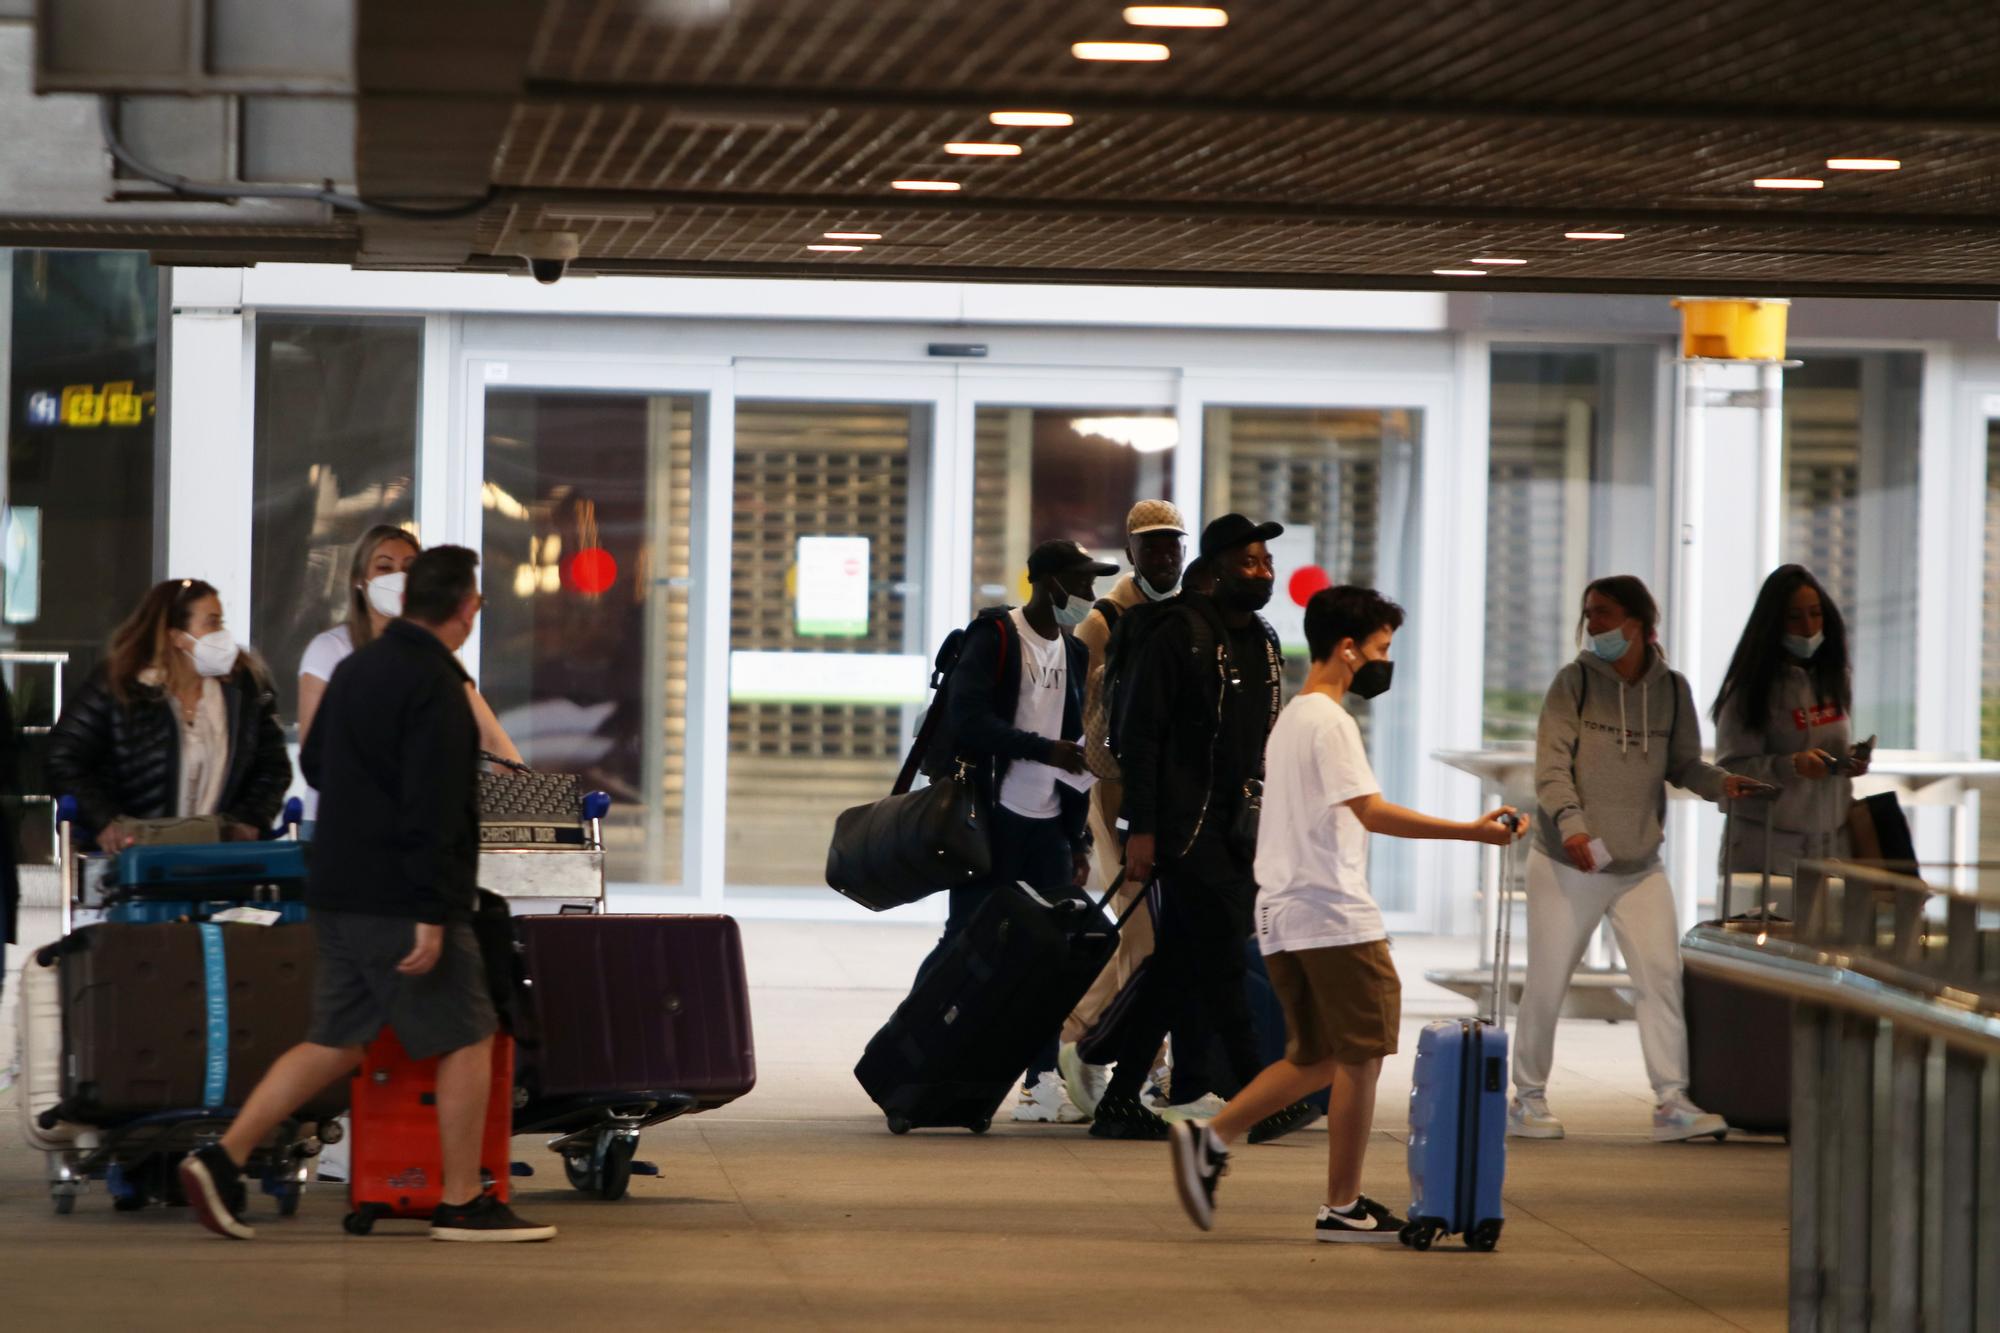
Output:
top-left (1136, 572), bottom-right (1178, 603)
top-left (1588, 626), bottom-right (1633, 663)
top-left (1051, 587), bottom-right (1092, 628)
top-left (1784, 632), bottom-right (1824, 660)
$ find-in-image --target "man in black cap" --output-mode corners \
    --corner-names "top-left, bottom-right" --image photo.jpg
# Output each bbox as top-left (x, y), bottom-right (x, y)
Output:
top-left (908, 538), bottom-right (1112, 1123)
top-left (1088, 514), bottom-right (1291, 1140)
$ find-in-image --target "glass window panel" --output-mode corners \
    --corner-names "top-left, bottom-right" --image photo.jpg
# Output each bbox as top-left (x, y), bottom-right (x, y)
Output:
top-left (1782, 352), bottom-right (1921, 748)
top-left (250, 315), bottom-right (421, 724)
top-left (480, 391), bottom-right (695, 888)
top-left (727, 400), bottom-right (930, 888)
top-left (970, 407), bottom-right (1175, 607)
top-left (1982, 419), bottom-right (2000, 859)
top-left (1203, 405), bottom-right (1421, 913)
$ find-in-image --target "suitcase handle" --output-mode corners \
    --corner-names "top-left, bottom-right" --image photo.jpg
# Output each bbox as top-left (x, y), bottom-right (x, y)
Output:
top-left (1487, 813), bottom-right (1524, 1031)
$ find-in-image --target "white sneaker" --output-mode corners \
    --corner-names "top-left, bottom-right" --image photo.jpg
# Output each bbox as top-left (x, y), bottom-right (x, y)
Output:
top-left (1507, 1095), bottom-right (1565, 1139)
top-left (1012, 1072), bottom-right (1087, 1124)
top-left (1158, 1093), bottom-right (1227, 1124)
top-left (1140, 1068), bottom-right (1172, 1114)
top-left (1057, 1042), bottom-right (1109, 1119)
top-left (1653, 1093), bottom-right (1728, 1143)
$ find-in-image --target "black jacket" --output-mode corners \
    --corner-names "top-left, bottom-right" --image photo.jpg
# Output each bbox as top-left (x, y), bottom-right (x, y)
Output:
top-left (1119, 597), bottom-right (1282, 858)
top-left (943, 610), bottom-right (1091, 852)
top-left (302, 619), bottom-right (479, 923)
top-left (48, 660), bottom-right (292, 838)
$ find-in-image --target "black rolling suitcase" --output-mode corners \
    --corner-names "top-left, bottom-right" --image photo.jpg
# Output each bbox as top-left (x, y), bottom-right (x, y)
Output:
top-left (857, 881), bottom-right (1134, 1134)
top-left (1683, 796), bottom-right (1794, 1136)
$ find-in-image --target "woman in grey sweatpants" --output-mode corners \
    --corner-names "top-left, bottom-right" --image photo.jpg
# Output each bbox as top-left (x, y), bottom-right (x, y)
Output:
top-left (1712, 565), bottom-right (1867, 906)
top-left (1511, 575), bottom-right (1762, 1143)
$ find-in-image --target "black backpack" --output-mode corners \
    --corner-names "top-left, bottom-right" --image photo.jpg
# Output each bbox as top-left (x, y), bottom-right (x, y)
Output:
top-left (910, 608), bottom-right (1015, 785)
top-left (1104, 600), bottom-right (1216, 763)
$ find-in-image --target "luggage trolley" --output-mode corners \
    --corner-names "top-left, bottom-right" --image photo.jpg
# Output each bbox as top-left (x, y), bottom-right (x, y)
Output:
top-left (22, 799), bottom-right (333, 1216)
top-left (477, 766), bottom-right (688, 1201)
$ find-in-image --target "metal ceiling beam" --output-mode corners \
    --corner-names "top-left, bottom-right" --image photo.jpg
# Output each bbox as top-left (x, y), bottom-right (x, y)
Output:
top-left (462, 251), bottom-right (2000, 300)
top-left (497, 185), bottom-right (2000, 235)
top-left (520, 80), bottom-right (2000, 137)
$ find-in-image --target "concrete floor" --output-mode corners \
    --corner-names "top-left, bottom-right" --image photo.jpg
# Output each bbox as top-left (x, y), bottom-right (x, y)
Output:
top-left (0, 919), bottom-right (1787, 1331)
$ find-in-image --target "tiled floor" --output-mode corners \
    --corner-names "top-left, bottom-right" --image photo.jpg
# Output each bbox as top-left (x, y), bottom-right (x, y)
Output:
top-left (0, 916), bottom-right (1786, 1330)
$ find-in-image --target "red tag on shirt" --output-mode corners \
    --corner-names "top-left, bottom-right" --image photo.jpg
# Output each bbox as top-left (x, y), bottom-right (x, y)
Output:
top-left (1793, 703), bottom-right (1845, 730)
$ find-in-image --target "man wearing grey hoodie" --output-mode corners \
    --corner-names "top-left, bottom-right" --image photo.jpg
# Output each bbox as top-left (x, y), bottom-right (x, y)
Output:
top-left (1512, 575), bottom-right (1763, 1143)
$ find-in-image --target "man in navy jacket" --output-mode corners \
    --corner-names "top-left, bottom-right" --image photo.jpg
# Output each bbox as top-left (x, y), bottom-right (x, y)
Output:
top-left (910, 539), bottom-right (1112, 1121)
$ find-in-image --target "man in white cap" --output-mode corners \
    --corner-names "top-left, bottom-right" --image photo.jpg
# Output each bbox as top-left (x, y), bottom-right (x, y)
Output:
top-left (1059, 500), bottom-right (1187, 1114)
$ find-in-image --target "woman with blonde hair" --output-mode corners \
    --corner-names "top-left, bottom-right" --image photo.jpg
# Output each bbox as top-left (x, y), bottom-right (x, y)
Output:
top-left (299, 524), bottom-right (521, 779)
top-left (50, 578), bottom-right (292, 853)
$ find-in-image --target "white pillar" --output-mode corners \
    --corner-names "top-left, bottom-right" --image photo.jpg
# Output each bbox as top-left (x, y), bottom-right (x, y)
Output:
top-left (163, 269), bottom-right (255, 636)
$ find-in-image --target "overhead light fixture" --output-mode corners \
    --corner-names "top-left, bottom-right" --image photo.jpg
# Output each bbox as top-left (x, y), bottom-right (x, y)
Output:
top-left (1123, 5), bottom-right (1228, 25)
top-left (891, 180), bottom-right (962, 191)
top-left (1565, 231), bottom-right (1626, 240)
top-left (1470, 257), bottom-right (1527, 265)
top-left (991, 110), bottom-right (1075, 127)
top-left (1072, 40), bottom-right (1170, 60)
top-left (1071, 416), bottom-right (1181, 454)
top-left (1753, 177), bottom-right (1824, 190)
top-left (824, 231), bottom-right (881, 241)
top-left (1828, 157), bottom-right (1901, 171)
top-left (807, 244), bottom-right (863, 252)
top-left (1433, 269), bottom-right (1487, 277)
top-left (944, 142), bottom-right (1023, 156)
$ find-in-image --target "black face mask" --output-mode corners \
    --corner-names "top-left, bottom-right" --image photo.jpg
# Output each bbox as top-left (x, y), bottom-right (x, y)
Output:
top-left (1349, 657), bottom-right (1394, 700)
top-left (1216, 575), bottom-right (1274, 614)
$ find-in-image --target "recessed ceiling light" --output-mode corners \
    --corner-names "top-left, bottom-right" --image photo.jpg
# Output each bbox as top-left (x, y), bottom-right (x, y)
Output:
top-left (1072, 40), bottom-right (1171, 60)
top-left (1433, 269), bottom-right (1487, 277)
top-left (1565, 231), bottom-right (1626, 240)
top-left (1471, 257), bottom-right (1527, 265)
top-left (1123, 5), bottom-right (1228, 25)
top-left (990, 110), bottom-right (1074, 127)
top-left (891, 180), bottom-right (962, 191)
top-left (807, 244), bottom-right (863, 253)
top-left (1827, 158), bottom-right (1901, 171)
top-left (944, 142), bottom-right (1023, 156)
top-left (1753, 178), bottom-right (1824, 190)
top-left (823, 231), bottom-right (881, 241)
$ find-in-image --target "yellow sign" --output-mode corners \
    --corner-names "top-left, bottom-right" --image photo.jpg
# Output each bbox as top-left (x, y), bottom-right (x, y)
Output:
top-left (53, 381), bottom-right (154, 428)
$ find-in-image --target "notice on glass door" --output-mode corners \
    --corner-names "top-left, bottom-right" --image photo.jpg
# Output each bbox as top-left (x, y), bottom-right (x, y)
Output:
top-left (796, 535), bottom-right (870, 637)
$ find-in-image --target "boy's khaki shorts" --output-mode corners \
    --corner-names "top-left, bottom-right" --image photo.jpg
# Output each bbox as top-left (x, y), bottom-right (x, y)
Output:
top-left (1265, 939), bottom-right (1401, 1067)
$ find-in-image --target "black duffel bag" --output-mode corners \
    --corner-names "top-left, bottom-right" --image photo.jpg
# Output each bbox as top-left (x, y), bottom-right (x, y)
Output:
top-left (825, 612), bottom-right (1011, 910)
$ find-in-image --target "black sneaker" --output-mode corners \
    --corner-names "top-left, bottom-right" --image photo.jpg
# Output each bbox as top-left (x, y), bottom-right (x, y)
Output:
top-left (1248, 1098), bottom-right (1323, 1145)
top-left (179, 1145), bottom-right (254, 1241)
top-left (1314, 1195), bottom-right (1406, 1243)
top-left (430, 1191), bottom-right (558, 1243)
top-left (1088, 1093), bottom-right (1171, 1141)
top-left (1168, 1121), bottom-right (1229, 1230)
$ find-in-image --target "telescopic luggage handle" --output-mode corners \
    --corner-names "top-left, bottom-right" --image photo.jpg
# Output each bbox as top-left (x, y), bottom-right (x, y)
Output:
top-left (1719, 783), bottom-right (1783, 923)
top-left (1487, 812), bottom-right (1525, 1031)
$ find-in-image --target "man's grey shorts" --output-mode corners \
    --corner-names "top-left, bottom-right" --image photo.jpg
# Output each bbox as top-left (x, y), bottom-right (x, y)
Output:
top-left (306, 910), bottom-right (497, 1061)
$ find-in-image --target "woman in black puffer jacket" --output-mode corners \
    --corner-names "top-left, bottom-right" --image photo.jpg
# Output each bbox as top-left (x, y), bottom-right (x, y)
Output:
top-left (50, 578), bottom-right (292, 854)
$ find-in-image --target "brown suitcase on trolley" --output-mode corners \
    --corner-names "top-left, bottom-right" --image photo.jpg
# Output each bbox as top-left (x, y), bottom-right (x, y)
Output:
top-left (51, 920), bottom-right (346, 1125)
top-left (1682, 798), bottom-right (1793, 1136)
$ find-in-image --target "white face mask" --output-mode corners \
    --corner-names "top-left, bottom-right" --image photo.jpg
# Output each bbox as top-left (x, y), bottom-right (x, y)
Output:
top-left (365, 572), bottom-right (406, 619)
top-left (1136, 571), bottom-right (1178, 602)
top-left (184, 628), bottom-right (240, 678)
top-left (1051, 587), bottom-right (1093, 628)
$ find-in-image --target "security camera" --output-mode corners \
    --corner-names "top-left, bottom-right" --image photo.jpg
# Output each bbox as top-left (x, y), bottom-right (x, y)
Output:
top-left (515, 229), bottom-right (580, 285)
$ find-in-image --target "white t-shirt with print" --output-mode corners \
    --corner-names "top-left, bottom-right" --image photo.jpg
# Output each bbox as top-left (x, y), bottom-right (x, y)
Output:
top-left (1253, 691), bottom-right (1385, 955)
top-left (996, 608), bottom-right (1067, 820)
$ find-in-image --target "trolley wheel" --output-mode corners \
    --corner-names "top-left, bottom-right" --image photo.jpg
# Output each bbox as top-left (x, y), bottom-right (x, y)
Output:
top-left (563, 1153), bottom-right (596, 1193)
top-left (968, 1117), bottom-right (992, 1135)
top-left (113, 1193), bottom-right (149, 1213)
top-left (1467, 1219), bottom-right (1503, 1252)
top-left (277, 1188), bottom-right (302, 1218)
top-left (1399, 1219), bottom-right (1435, 1251)
top-left (52, 1192), bottom-right (76, 1216)
top-left (598, 1135), bottom-right (637, 1202)
top-left (885, 1114), bottom-right (912, 1136)
top-left (342, 1209), bottom-right (375, 1236)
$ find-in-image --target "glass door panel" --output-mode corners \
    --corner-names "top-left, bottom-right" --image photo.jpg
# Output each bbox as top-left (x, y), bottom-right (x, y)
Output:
top-left (1203, 405), bottom-right (1423, 912)
top-left (726, 400), bottom-right (931, 888)
top-left (480, 390), bottom-right (696, 887)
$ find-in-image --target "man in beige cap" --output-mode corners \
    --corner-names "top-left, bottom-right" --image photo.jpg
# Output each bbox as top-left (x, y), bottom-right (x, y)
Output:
top-left (1060, 499), bottom-right (1188, 1113)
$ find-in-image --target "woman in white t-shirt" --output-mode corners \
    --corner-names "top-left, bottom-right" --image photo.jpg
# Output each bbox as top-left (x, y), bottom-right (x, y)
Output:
top-left (299, 525), bottom-right (523, 802)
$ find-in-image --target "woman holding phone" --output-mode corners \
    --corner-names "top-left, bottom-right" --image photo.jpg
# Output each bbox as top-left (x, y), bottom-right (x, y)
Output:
top-left (1712, 565), bottom-right (1870, 886)
top-left (1512, 575), bottom-right (1763, 1144)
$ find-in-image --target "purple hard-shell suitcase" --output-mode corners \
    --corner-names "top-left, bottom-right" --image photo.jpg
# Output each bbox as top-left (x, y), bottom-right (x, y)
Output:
top-left (514, 915), bottom-right (756, 1113)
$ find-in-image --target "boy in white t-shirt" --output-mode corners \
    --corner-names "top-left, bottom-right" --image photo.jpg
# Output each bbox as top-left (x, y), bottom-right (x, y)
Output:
top-left (1168, 586), bottom-right (1528, 1242)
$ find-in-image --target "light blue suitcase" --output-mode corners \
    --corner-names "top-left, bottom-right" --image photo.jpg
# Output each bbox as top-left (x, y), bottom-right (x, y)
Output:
top-left (1403, 814), bottom-right (1517, 1252)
